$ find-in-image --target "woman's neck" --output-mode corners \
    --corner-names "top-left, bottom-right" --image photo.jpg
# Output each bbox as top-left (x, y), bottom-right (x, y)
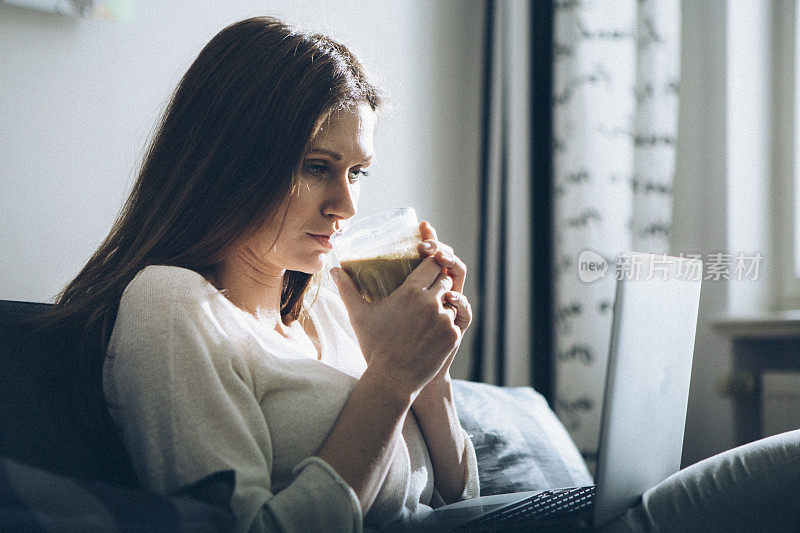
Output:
top-left (212, 252), bottom-right (288, 332)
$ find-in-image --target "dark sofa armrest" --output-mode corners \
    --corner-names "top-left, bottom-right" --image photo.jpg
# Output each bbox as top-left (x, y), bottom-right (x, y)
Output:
top-left (0, 456), bottom-right (235, 532)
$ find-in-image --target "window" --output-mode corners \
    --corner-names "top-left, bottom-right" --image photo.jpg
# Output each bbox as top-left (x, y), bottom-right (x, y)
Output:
top-left (774, 0), bottom-right (800, 309)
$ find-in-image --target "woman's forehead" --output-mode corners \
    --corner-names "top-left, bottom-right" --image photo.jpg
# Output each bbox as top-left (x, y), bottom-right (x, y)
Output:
top-left (310, 104), bottom-right (376, 159)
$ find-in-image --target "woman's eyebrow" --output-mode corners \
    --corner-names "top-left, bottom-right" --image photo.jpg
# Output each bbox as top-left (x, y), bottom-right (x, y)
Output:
top-left (308, 148), bottom-right (373, 163)
top-left (308, 148), bottom-right (342, 161)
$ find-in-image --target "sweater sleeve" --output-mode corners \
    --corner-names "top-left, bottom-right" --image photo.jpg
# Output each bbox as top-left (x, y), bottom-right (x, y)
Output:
top-left (461, 426), bottom-right (481, 500)
top-left (104, 270), bottom-right (362, 533)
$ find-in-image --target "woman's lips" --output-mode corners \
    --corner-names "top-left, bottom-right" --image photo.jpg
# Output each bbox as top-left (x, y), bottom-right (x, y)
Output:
top-left (308, 233), bottom-right (333, 249)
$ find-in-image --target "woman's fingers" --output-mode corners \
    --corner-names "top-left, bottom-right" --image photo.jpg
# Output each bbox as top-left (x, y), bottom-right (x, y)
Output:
top-left (418, 221), bottom-right (452, 262)
top-left (443, 302), bottom-right (457, 322)
top-left (418, 238), bottom-right (454, 258)
top-left (431, 270), bottom-right (454, 296)
top-left (420, 220), bottom-right (438, 242)
top-left (444, 291), bottom-right (472, 332)
top-left (417, 241), bottom-right (465, 294)
top-left (434, 249), bottom-right (466, 293)
top-left (404, 256), bottom-right (446, 291)
top-left (417, 221), bottom-right (467, 293)
top-left (331, 267), bottom-right (368, 314)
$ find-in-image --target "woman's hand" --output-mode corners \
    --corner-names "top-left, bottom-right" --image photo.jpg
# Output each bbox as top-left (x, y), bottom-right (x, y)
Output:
top-left (332, 221), bottom-right (475, 504)
top-left (415, 221), bottom-right (472, 385)
top-left (410, 221), bottom-right (474, 503)
top-left (332, 256), bottom-right (462, 399)
top-left (417, 221), bottom-right (472, 334)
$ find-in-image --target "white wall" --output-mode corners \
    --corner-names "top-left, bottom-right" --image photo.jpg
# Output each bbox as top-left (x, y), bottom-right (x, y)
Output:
top-left (673, 0), bottom-right (735, 467)
top-left (0, 1), bottom-right (483, 379)
top-left (673, 0), bottom-right (782, 466)
top-left (675, 0), bottom-right (800, 467)
top-left (726, 0), bottom-right (773, 315)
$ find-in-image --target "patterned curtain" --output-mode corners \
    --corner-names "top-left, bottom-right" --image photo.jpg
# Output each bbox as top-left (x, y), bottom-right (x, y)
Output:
top-left (552, 0), bottom-right (681, 460)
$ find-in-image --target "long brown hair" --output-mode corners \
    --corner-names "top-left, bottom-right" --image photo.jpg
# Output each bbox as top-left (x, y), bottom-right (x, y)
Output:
top-left (32, 16), bottom-right (381, 439)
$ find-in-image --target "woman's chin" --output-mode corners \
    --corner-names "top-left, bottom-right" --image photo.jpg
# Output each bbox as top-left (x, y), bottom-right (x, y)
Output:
top-left (296, 254), bottom-right (332, 275)
top-left (298, 266), bottom-right (324, 275)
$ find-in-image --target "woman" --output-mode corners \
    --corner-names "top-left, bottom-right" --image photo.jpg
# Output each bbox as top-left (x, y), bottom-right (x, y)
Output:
top-left (29, 14), bottom-right (800, 533)
top-left (46, 16), bottom-right (478, 532)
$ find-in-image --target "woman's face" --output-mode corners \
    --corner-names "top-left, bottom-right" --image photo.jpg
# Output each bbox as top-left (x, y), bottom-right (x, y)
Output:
top-left (239, 103), bottom-right (376, 275)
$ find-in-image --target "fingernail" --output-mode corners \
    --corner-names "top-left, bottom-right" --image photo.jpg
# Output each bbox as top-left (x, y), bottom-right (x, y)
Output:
top-left (330, 268), bottom-right (340, 281)
top-left (421, 241), bottom-right (434, 252)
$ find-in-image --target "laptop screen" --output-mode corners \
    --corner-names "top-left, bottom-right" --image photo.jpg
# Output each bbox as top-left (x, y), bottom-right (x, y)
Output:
top-left (592, 252), bottom-right (702, 527)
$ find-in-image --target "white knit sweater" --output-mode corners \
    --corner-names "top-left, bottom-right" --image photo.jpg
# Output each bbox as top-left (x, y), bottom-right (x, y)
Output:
top-left (103, 265), bottom-right (479, 532)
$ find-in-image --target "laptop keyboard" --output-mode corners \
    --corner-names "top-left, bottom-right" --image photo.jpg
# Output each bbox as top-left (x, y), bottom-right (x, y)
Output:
top-left (457, 486), bottom-right (596, 531)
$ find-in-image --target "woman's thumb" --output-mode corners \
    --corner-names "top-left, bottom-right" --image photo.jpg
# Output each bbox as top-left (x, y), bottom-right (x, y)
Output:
top-left (331, 268), bottom-right (364, 311)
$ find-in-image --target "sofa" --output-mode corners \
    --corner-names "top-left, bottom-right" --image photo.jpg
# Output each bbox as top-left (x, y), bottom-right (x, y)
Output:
top-left (0, 299), bottom-right (592, 531)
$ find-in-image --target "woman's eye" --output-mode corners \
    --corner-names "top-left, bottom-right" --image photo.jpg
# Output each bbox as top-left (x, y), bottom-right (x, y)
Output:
top-left (348, 169), bottom-right (369, 183)
top-left (304, 162), bottom-right (329, 177)
top-left (303, 160), bottom-right (368, 183)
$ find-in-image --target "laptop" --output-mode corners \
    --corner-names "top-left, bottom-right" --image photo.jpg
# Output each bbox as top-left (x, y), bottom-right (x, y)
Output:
top-left (411, 252), bottom-right (703, 532)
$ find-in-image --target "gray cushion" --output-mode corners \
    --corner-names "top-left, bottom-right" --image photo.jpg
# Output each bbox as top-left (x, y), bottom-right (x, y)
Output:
top-left (454, 379), bottom-right (593, 496)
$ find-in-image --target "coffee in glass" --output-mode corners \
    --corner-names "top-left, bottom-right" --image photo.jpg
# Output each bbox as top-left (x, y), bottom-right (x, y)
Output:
top-left (332, 208), bottom-right (422, 303)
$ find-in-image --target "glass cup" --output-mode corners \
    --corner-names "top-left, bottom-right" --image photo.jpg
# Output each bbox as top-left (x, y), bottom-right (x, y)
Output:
top-left (332, 207), bottom-right (423, 303)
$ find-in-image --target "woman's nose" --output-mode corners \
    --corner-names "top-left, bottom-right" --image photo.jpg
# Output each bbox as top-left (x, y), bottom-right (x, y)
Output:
top-left (325, 173), bottom-right (357, 220)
